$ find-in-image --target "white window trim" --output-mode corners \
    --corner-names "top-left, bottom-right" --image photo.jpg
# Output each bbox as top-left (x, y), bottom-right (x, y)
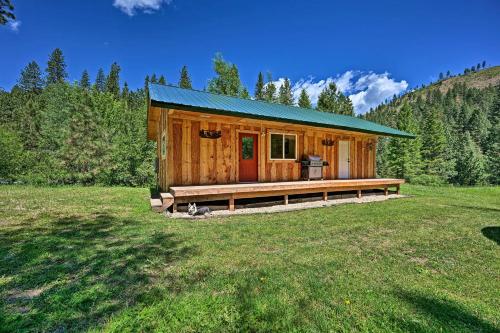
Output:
top-left (160, 131), bottom-right (167, 160)
top-left (269, 132), bottom-right (298, 161)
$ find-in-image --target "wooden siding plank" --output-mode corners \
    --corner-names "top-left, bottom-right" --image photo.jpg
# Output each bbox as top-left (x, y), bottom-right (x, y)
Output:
top-left (191, 120), bottom-right (200, 185)
top-left (172, 121), bottom-right (183, 185)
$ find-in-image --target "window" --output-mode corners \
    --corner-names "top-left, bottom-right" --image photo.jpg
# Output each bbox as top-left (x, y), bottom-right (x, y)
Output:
top-left (161, 132), bottom-right (166, 159)
top-left (270, 133), bottom-right (297, 160)
top-left (241, 137), bottom-right (254, 159)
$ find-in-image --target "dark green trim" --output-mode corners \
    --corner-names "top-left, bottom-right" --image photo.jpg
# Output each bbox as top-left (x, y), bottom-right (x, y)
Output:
top-left (150, 100), bottom-right (416, 138)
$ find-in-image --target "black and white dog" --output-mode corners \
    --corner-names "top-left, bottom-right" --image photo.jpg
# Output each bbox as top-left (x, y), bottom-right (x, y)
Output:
top-left (187, 203), bottom-right (211, 216)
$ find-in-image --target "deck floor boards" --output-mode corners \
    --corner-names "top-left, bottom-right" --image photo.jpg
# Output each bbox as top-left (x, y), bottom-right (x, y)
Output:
top-left (170, 178), bottom-right (404, 198)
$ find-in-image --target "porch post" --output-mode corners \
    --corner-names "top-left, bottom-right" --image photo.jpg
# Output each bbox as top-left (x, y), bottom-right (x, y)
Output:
top-left (284, 194), bottom-right (289, 205)
top-left (229, 195), bottom-right (235, 211)
top-left (357, 190), bottom-right (362, 199)
top-left (323, 192), bottom-right (328, 201)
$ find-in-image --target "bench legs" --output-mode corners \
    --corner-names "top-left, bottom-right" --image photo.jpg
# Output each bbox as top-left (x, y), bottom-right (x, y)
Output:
top-left (396, 185), bottom-right (400, 195)
top-left (384, 187), bottom-right (388, 196)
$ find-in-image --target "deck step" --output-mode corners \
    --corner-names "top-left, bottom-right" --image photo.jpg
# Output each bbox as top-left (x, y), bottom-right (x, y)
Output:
top-left (150, 198), bottom-right (163, 212)
top-left (160, 193), bottom-right (174, 211)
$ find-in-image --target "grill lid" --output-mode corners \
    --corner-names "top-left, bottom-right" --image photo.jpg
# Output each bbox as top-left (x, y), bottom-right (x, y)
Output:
top-left (306, 155), bottom-right (321, 161)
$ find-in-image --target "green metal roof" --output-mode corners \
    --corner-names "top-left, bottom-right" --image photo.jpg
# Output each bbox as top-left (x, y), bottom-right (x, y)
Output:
top-left (149, 83), bottom-right (415, 138)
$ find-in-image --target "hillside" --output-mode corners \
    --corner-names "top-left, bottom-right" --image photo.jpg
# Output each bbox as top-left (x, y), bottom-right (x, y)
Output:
top-left (363, 65), bottom-right (499, 186)
top-left (431, 66), bottom-right (500, 93)
top-left (368, 66), bottom-right (500, 114)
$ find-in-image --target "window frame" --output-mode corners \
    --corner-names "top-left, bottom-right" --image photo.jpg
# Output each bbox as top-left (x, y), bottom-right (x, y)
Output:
top-left (269, 132), bottom-right (298, 161)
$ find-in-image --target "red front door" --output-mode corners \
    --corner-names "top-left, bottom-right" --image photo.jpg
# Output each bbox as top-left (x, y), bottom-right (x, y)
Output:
top-left (239, 133), bottom-right (258, 182)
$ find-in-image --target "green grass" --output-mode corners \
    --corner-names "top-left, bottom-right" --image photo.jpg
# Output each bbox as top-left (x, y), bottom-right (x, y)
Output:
top-left (0, 185), bottom-right (499, 332)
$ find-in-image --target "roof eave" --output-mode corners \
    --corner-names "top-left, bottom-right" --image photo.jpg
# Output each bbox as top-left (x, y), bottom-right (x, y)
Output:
top-left (150, 99), bottom-right (416, 139)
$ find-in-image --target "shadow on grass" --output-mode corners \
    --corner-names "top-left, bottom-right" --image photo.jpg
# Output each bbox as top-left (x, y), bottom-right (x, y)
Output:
top-left (392, 289), bottom-right (498, 332)
top-left (0, 213), bottom-right (195, 332)
top-left (481, 226), bottom-right (500, 245)
top-left (447, 204), bottom-right (500, 213)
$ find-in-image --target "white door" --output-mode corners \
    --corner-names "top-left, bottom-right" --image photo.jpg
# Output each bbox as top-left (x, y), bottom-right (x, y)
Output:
top-left (338, 140), bottom-right (350, 179)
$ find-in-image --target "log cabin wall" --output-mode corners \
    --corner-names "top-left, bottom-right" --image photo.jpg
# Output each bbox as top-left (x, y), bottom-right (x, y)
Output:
top-left (156, 108), bottom-right (377, 190)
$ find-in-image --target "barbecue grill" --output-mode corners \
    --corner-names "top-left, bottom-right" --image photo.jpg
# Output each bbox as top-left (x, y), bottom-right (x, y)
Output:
top-left (301, 155), bottom-right (329, 180)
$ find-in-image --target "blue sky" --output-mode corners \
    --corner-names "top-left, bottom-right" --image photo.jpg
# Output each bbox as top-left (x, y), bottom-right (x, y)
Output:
top-left (1, 0), bottom-right (499, 113)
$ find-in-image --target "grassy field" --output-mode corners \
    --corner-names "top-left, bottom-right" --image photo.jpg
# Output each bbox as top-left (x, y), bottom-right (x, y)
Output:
top-left (0, 185), bottom-right (499, 332)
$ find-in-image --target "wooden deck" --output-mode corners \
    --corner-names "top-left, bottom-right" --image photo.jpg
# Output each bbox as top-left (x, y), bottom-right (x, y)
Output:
top-left (161, 178), bottom-right (404, 212)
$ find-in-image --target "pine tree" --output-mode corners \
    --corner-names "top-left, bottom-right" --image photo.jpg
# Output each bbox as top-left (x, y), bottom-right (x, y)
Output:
top-left (46, 48), bottom-right (67, 85)
top-left (278, 78), bottom-right (294, 105)
top-left (386, 103), bottom-right (422, 181)
top-left (122, 82), bottom-right (130, 100)
top-left (179, 65), bottom-right (192, 89)
top-left (0, 0), bottom-right (15, 25)
top-left (144, 75), bottom-right (150, 91)
top-left (158, 75), bottom-right (166, 85)
top-left (298, 88), bottom-right (312, 108)
top-left (150, 74), bottom-right (158, 83)
top-left (485, 84), bottom-right (500, 184)
top-left (468, 106), bottom-right (491, 149)
top-left (254, 72), bottom-right (265, 100)
top-left (482, 60), bottom-right (486, 68)
top-left (439, 72), bottom-right (444, 81)
top-left (454, 132), bottom-right (486, 185)
top-left (263, 73), bottom-right (277, 103)
top-left (339, 94), bottom-right (355, 116)
top-left (317, 82), bottom-right (353, 115)
top-left (421, 107), bottom-right (455, 181)
top-left (105, 62), bottom-right (121, 97)
top-left (18, 61), bottom-right (44, 93)
top-left (79, 70), bottom-right (90, 89)
top-left (240, 87), bottom-right (250, 99)
top-left (446, 70), bottom-right (451, 78)
top-left (95, 68), bottom-right (106, 92)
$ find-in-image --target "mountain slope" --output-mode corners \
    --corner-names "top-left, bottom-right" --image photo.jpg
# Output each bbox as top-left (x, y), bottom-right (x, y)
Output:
top-left (363, 65), bottom-right (499, 186)
top-left (429, 66), bottom-right (500, 94)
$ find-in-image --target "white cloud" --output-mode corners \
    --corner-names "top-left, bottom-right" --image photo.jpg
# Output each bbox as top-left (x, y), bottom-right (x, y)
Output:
top-left (113, 0), bottom-right (172, 16)
top-left (270, 71), bottom-right (408, 114)
top-left (8, 20), bottom-right (21, 32)
top-left (348, 72), bottom-right (408, 114)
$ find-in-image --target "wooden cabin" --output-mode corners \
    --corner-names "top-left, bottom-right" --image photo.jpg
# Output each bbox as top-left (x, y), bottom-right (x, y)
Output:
top-left (147, 84), bottom-right (414, 212)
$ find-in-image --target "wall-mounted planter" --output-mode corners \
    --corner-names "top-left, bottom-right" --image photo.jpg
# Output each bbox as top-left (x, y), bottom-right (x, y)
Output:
top-left (321, 138), bottom-right (335, 146)
top-left (199, 129), bottom-right (222, 139)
